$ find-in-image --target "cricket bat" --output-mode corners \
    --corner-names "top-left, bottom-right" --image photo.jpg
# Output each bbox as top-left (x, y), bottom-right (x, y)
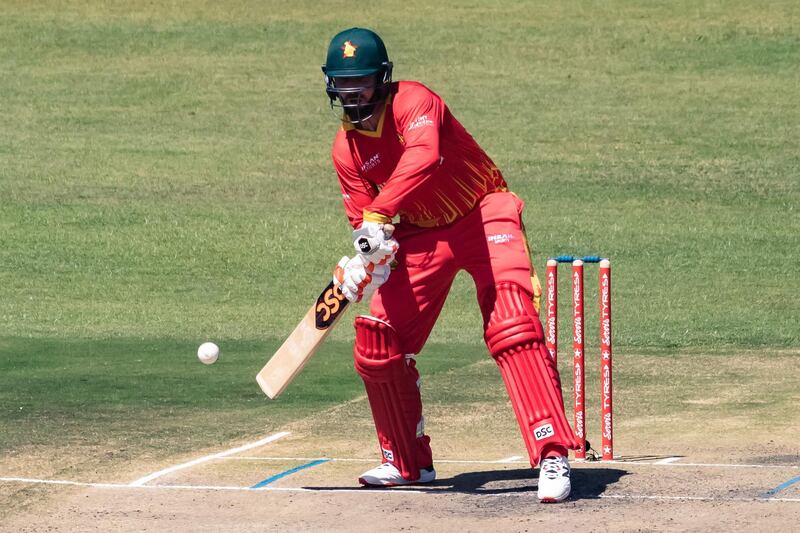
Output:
top-left (256, 279), bottom-right (349, 399)
top-left (257, 225), bottom-right (393, 398)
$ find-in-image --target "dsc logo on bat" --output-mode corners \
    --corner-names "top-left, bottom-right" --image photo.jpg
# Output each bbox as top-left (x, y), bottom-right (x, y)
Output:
top-left (315, 282), bottom-right (347, 328)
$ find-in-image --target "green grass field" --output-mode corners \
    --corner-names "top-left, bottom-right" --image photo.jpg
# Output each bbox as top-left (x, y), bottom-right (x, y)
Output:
top-left (1, 0), bottom-right (799, 522)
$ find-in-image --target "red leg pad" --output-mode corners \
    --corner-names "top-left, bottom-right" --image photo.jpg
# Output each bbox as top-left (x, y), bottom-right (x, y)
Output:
top-left (484, 283), bottom-right (579, 465)
top-left (354, 315), bottom-right (433, 481)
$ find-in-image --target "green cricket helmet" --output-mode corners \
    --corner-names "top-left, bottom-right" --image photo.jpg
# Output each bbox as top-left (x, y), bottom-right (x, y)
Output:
top-left (321, 28), bottom-right (393, 123)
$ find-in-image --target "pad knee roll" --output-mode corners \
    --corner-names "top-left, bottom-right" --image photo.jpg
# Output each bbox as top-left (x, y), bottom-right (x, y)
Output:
top-left (354, 316), bottom-right (409, 383)
top-left (353, 316), bottom-right (432, 479)
top-left (484, 283), bottom-right (578, 463)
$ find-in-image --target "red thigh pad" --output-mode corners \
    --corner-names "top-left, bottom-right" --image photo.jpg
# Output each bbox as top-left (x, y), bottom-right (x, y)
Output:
top-left (353, 316), bottom-right (433, 480)
top-left (484, 283), bottom-right (578, 464)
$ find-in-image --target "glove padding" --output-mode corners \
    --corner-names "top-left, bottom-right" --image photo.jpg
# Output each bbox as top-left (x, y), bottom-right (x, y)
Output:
top-left (352, 222), bottom-right (398, 266)
top-left (334, 255), bottom-right (391, 303)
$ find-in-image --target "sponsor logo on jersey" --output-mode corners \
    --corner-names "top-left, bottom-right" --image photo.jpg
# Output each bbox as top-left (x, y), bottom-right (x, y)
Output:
top-left (360, 153), bottom-right (381, 173)
top-left (342, 40), bottom-right (358, 58)
top-left (408, 114), bottom-right (434, 131)
top-left (487, 233), bottom-right (514, 245)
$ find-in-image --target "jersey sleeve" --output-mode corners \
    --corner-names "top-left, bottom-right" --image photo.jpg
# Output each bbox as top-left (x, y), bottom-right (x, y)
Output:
top-left (332, 138), bottom-right (376, 228)
top-left (363, 84), bottom-right (445, 223)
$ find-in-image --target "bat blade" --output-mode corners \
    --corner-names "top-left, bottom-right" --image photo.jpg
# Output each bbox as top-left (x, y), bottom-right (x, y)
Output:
top-left (256, 280), bottom-right (349, 399)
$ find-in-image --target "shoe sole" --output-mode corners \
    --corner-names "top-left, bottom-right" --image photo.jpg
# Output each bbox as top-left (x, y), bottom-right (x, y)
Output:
top-left (358, 477), bottom-right (401, 487)
top-left (358, 472), bottom-right (436, 487)
top-left (538, 490), bottom-right (570, 503)
top-left (538, 496), bottom-right (568, 503)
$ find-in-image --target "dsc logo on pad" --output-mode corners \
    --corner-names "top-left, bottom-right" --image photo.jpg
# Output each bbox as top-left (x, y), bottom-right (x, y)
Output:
top-left (534, 423), bottom-right (555, 441)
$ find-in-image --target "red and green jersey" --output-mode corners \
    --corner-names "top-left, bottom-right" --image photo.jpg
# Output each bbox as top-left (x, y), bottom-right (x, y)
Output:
top-left (332, 81), bottom-right (508, 229)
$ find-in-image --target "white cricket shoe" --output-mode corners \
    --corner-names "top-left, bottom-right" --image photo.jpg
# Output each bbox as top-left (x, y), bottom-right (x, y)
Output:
top-left (537, 455), bottom-right (571, 503)
top-left (358, 462), bottom-right (436, 487)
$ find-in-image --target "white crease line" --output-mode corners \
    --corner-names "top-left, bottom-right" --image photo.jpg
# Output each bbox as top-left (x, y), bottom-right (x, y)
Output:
top-left (0, 477), bottom-right (425, 494)
top-left (226, 456), bottom-right (528, 465)
top-left (1, 477), bottom-right (798, 502)
top-left (599, 493), bottom-right (800, 503)
top-left (606, 461), bottom-right (800, 470)
top-left (0, 477), bottom-right (124, 489)
top-left (223, 456), bottom-right (800, 470)
top-left (128, 431), bottom-right (290, 487)
top-left (497, 456), bottom-right (524, 463)
top-left (227, 457), bottom-right (379, 463)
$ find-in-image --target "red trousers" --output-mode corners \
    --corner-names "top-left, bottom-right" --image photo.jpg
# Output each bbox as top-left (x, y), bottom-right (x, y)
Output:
top-left (369, 191), bottom-right (536, 349)
top-left (355, 191), bottom-right (574, 474)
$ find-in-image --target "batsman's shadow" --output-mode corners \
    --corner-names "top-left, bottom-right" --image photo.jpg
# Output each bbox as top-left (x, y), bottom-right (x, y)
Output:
top-left (307, 467), bottom-right (627, 500)
top-left (430, 467), bottom-right (628, 498)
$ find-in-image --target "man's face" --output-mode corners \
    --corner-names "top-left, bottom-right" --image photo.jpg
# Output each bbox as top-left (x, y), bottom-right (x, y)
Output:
top-left (332, 75), bottom-right (377, 107)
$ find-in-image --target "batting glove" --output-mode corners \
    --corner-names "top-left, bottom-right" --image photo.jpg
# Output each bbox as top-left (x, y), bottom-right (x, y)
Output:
top-left (352, 222), bottom-right (398, 266)
top-left (334, 255), bottom-right (391, 303)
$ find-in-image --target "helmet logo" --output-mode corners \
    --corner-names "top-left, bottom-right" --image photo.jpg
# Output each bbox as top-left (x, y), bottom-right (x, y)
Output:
top-left (341, 40), bottom-right (358, 58)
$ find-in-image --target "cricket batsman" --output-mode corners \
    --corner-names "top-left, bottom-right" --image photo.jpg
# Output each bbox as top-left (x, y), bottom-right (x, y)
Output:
top-left (323, 28), bottom-right (579, 502)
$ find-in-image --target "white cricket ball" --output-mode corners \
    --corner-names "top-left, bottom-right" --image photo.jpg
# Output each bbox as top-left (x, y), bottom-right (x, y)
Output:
top-left (197, 342), bottom-right (220, 365)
